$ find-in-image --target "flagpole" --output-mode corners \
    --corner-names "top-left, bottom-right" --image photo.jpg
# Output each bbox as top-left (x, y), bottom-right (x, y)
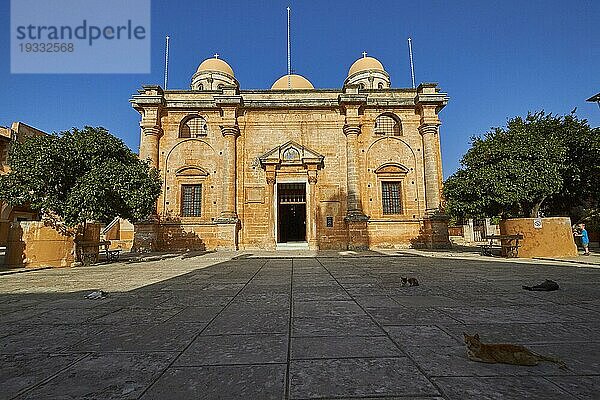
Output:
top-left (408, 37), bottom-right (415, 89)
top-left (164, 35), bottom-right (170, 89)
top-left (287, 6), bottom-right (291, 88)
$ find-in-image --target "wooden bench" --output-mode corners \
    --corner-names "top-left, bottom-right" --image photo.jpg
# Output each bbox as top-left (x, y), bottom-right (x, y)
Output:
top-left (76, 240), bottom-right (120, 264)
top-left (478, 243), bottom-right (501, 256)
top-left (481, 234), bottom-right (524, 258)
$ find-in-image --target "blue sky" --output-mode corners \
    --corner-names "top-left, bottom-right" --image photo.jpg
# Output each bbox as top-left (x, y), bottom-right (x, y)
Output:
top-left (1, 0), bottom-right (598, 178)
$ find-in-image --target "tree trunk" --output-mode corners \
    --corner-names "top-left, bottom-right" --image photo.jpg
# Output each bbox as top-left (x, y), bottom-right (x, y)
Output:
top-left (530, 197), bottom-right (546, 218)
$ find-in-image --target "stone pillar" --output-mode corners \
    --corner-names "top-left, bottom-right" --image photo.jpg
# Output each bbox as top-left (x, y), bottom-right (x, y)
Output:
top-left (343, 123), bottom-right (369, 250)
top-left (419, 123), bottom-right (442, 214)
top-left (132, 216), bottom-right (160, 253)
top-left (139, 125), bottom-right (161, 169)
top-left (422, 214), bottom-right (451, 249)
top-left (343, 124), bottom-right (363, 217)
top-left (216, 125), bottom-right (239, 222)
top-left (132, 86), bottom-right (164, 170)
top-left (138, 104), bottom-right (163, 217)
top-left (265, 167), bottom-right (277, 250)
top-left (307, 168), bottom-right (318, 250)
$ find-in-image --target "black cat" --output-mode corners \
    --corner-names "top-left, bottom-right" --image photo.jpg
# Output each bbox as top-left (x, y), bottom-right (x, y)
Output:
top-left (522, 279), bottom-right (559, 291)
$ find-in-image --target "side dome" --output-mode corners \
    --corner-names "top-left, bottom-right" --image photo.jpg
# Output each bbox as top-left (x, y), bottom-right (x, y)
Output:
top-left (348, 56), bottom-right (385, 76)
top-left (345, 54), bottom-right (390, 90)
top-left (196, 57), bottom-right (235, 77)
top-left (191, 56), bottom-right (239, 91)
top-left (271, 74), bottom-right (315, 90)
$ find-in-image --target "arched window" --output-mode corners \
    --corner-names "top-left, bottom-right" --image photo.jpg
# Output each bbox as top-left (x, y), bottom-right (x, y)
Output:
top-left (358, 83), bottom-right (365, 90)
top-left (179, 116), bottom-right (208, 138)
top-left (374, 113), bottom-right (402, 136)
top-left (378, 82), bottom-right (384, 89)
top-left (198, 83), bottom-right (204, 91)
top-left (217, 84), bottom-right (224, 90)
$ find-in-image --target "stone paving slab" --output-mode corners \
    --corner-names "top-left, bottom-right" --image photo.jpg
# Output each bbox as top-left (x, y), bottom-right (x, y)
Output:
top-left (432, 376), bottom-right (575, 399)
top-left (175, 333), bottom-right (288, 366)
top-left (288, 358), bottom-right (440, 399)
top-left (20, 352), bottom-right (176, 400)
top-left (0, 353), bottom-right (85, 399)
top-left (140, 364), bottom-right (286, 399)
top-left (1, 251), bottom-right (599, 399)
top-left (290, 335), bottom-right (402, 359)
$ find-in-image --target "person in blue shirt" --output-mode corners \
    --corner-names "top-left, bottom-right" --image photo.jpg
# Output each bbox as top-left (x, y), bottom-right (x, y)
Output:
top-left (579, 223), bottom-right (590, 256)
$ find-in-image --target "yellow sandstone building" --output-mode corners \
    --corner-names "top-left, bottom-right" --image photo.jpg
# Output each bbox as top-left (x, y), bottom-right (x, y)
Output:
top-left (130, 54), bottom-right (449, 251)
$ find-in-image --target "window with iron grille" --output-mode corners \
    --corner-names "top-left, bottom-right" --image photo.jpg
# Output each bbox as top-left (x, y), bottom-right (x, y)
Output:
top-left (374, 114), bottom-right (402, 136)
top-left (180, 116), bottom-right (208, 138)
top-left (181, 184), bottom-right (202, 217)
top-left (382, 181), bottom-right (402, 214)
top-left (278, 183), bottom-right (306, 204)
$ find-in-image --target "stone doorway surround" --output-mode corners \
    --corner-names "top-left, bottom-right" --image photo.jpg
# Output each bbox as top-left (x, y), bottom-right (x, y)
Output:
top-left (259, 141), bottom-right (324, 250)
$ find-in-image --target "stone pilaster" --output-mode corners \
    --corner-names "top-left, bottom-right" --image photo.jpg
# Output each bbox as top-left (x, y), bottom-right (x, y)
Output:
top-left (216, 125), bottom-right (239, 223)
top-left (307, 167), bottom-right (318, 250)
top-left (139, 125), bottom-right (162, 169)
top-left (343, 123), bottom-right (369, 250)
top-left (265, 167), bottom-right (277, 250)
top-left (339, 91), bottom-right (369, 251)
top-left (131, 85), bottom-right (165, 170)
top-left (419, 122), bottom-right (442, 214)
top-left (343, 123), bottom-right (363, 217)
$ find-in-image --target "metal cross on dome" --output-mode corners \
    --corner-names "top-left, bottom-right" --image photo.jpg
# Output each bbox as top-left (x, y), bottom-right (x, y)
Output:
top-left (362, 51), bottom-right (367, 58)
top-left (214, 53), bottom-right (219, 59)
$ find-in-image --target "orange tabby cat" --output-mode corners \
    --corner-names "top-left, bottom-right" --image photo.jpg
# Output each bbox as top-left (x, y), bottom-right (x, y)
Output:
top-left (463, 333), bottom-right (567, 369)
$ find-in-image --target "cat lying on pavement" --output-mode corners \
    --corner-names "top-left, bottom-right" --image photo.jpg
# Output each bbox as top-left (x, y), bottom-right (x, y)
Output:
top-left (463, 333), bottom-right (568, 369)
top-left (522, 279), bottom-right (559, 291)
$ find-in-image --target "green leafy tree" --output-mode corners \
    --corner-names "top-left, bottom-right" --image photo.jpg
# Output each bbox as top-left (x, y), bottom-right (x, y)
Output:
top-left (444, 111), bottom-right (600, 221)
top-left (0, 126), bottom-right (162, 227)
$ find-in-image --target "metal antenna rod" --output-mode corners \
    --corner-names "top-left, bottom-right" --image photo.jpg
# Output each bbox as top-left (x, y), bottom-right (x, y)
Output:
top-left (164, 35), bottom-right (170, 89)
top-left (287, 6), bottom-right (291, 88)
top-left (408, 37), bottom-right (415, 89)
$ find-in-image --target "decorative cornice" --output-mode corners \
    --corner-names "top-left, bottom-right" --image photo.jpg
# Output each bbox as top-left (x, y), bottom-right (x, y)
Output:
top-left (338, 93), bottom-right (368, 106)
top-left (214, 95), bottom-right (243, 108)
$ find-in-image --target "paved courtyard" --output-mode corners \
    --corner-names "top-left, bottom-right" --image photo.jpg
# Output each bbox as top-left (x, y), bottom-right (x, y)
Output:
top-left (1, 251), bottom-right (599, 399)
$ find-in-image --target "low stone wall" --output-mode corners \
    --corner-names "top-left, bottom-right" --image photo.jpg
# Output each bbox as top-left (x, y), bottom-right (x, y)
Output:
top-left (366, 220), bottom-right (424, 249)
top-left (5, 222), bottom-right (75, 268)
top-left (4, 221), bottom-right (101, 268)
top-left (500, 217), bottom-right (577, 258)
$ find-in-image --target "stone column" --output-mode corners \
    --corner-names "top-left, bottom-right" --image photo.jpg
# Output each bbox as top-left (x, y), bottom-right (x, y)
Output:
top-left (343, 124), bottom-right (363, 217)
top-left (266, 167), bottom-right (277, 250)
top-left (419, 123), bottom-right (442, 214)
top-left (132, 86), bottom-right (164, 170)
top-left (343, 123), bottom-right (369, 250)
top-left (139, 126), bottom-right (161, 169)
top-left (307, 168), bottom-right (318, 250)
top-left (217, 125), bottom-right (239, 222)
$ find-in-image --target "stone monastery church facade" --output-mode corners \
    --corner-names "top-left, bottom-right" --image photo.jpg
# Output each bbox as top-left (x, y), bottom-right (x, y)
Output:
top-left (130, 54), bottom-right (450, 251)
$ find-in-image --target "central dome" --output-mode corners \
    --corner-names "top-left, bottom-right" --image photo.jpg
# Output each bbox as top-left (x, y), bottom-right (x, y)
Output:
top-left (348, 56), bottom-right (385, 76)
top-left (196, 57), bottom-right (235, 77)
top-left (271, 74), bottom-right (314, 90)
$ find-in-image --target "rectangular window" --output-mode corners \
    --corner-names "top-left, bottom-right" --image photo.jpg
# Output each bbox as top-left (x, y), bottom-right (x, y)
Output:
top-left (382, 181), bottom-right (402, 215)
top-left (181, 184), bottom-right (202, 217)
